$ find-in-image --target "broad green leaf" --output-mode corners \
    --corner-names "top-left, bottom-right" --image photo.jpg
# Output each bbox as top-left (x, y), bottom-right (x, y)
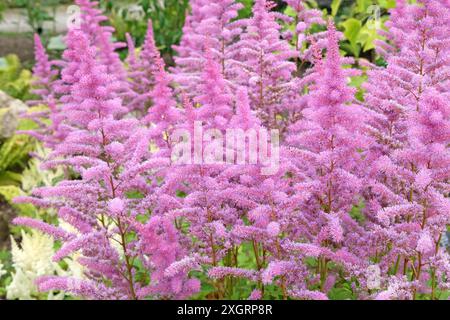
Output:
top-left (358, 23), bottom-right (382, 52)
top-left (331, 0), bottom-right (342, 16)
top-left (378, 0), bottom-right (396, 9)
top-left (342, 18), bottom-right (362, 57)
top-left (329, 286), bottom-right (354, 300)
top-left (356, 0), bottom-right (372, 13)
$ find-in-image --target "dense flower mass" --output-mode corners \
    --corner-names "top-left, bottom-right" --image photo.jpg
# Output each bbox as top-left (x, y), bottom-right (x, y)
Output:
top-left (13, 0), bottom-right (450, 300)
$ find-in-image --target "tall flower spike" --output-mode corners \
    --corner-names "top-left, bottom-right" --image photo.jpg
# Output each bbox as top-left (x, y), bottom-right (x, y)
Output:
top-left (194, 48), bottom-right (234, 130)
top-left (20, 34), bottom-right (62, 148)
top-left (172, 0), bottom-right (245, 95)
top-left (284, 20), bottom-right (370, 295)
top-left (126, 19), bottom-right (162, 116)
top-left (75, 0), bottom-right (129, 98)
top-left (144, 56), bottom-right (181, 155)
top-left (28, 34), bottom-right (58, 106)
top-left (233, 0), bottom-right (298, 131)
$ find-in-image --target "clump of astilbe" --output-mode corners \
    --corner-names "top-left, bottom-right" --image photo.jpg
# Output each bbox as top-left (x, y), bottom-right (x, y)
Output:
top-left (366, 89), bottom-right (450, 300)
top-left (203, 87), bottom-right (297, 300)
top-left (364, 0), bottom-right (450, 156)
top-left (361, 0), bottom-right (450, 299)
top-left (25, 0), bottom-right (130, 149)
top-left (161, 84), bottom-right (297, 300)
top-left (284, 21), bottom-right (371, 297)
top-left (13, 30), bottom-right (196, 300)
top-left (125, 19), bottom-right (162, 116)
top-left (158, 57), bottom-right (255, 299)
top-left (232, 0), bottom-right (298, 132)
top-left (172, 0), bottom-right (244, 96)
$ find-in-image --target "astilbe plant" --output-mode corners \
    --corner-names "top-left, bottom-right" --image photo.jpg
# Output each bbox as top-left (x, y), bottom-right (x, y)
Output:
top-left (23, 0), bottom-right (129, 149)
top-left (158, 54), bottom-right (238, 299)
top-left (363, 0), bottom-right (450, 299)
top-left (12, 0), bottom-right (450, 301)
top-left (14, 29), bottom-right (197, 300)
top-left (283, 21), bottom-right (371, 298)
top-left (365, 0), bottom-right (450, 155)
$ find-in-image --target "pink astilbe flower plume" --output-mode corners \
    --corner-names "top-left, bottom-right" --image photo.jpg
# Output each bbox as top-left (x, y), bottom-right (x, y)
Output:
top-left (20, 34), bottom-right (62, 148)
top-left (194, 49), bottom-right (234, 130)
top-left (284, 20), bottom-right (370, 294)
top-left (172, 0), bottom-right (245, 95)
top-left (126, 19), bottom-right (162, 116)
top-left (28, 34), bottom-right (59, 106)
top-left (75, 0), bottom-right (129, 98)
top-left (143, 56), bottom-right (183, 158)
top-left (233, 0), bottom-right (298, 132)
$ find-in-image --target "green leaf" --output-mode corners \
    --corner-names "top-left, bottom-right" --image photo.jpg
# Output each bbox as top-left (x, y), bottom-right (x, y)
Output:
top-left (0, 185), bottom-right (37, 216)
top-left (0, 54), bottom-right (32, 100)
top-left (378, 0), bottom-right (396, 9)
top-left (356, 0), bottom-right (372, 13)
top-left (0, 171), bottom-right (23, 186)
top-left (358, 22), bottom-right (384, 52)
top-left (331, 0), bottom-right (342, 16)
top-left (284, 6), bottom-right (297, 19)
top-left (125, 190), bottom-right (145, 199)
top-left (329, 286), bottom-right (354, 300)
top-left (0, 135), bottom-right (34, 173)
top-left (342, 18), bottom-right (362, 57)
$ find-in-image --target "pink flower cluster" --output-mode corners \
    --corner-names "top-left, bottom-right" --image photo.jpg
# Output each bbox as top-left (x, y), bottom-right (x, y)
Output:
top-left (16, 0), bottom-right (449, 300)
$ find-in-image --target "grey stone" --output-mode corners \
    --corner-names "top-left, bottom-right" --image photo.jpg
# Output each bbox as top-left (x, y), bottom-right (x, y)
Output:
top-left (0, 90), bottom-right (28, 139)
